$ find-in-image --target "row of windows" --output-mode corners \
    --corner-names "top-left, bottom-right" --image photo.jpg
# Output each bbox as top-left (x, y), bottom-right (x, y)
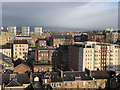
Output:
top-left (52, 81), bottom-right (102, 88)
top-left (15, 48), bottom-right (27, 51)
top-left (15, 52), bottom-right (27, 55)
top-left (39, 54), bottom-right (48, 56)
top-left (15, 55), bottom-right (25, 58)
top-left (15, 45), bottom-right (27, 47)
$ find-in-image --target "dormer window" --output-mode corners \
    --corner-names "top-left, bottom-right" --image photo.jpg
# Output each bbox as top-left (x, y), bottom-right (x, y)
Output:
top-left (34, 76), bottom-right (39, 82)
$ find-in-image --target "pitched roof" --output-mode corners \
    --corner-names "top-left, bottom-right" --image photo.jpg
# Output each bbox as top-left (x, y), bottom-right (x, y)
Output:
top-left (13, 59), bottom-right (29, 67)
top-left (5, 79), bottom-right (22, 87)
top-left (13, 40), bottom-right (28, 44)
top-left (91, 71), bottom-right (112, 79)
top-left (50, 72), bottom-right (63, 82)
top-left (51, 35), bottom-right (73, 39)
top-left (0, 45), bottom-right (11, 49)
top-left (16, 73), bottom-right (30, 84)
top-left (35, 38), bottom-right (46, 43)
top-left (0, 53), bottom-right (13, 65)
top-left (63, 71), bottom-right (91, 81)
top-left (2, 73), bottom-right (30, 86)
top-left (4, 69), bottom-right (13, 74)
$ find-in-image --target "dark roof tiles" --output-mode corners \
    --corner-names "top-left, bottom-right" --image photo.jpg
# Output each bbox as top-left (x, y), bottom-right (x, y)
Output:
top-left (13, 40), bottom-right (28, 44)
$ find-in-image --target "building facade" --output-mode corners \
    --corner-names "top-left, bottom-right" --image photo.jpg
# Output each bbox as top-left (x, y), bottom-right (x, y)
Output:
top-left (7, 26), bottom-right (16, 36)
top-left (13, 40), bottom-right (28, 61)
top-left (0, 45), bottom-right (12, 57)
top-left (68, 41), bottom-right (120, 71)
top-left (88, 34), bottom-right (105, 42)
top-left (35, 39), bottom-right (47, 47)
top-left (34, 27), bottom-right (42, 36)
top-left (41, 71), bottom-right (114, 89)
top-left (34, 46), bottom-right (58, 72)
top-left (0, 30), bottom-right (13, 45)
top-left (50, 35), bottom-right (74, 47)
top-left (22, 27), bottom-right (30, 36)
top-left (105, 31), bottom-right (118, 43)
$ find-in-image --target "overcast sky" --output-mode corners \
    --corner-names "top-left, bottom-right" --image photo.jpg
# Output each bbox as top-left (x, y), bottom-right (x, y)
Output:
top-left (2, 1), bottom-right (118, 31)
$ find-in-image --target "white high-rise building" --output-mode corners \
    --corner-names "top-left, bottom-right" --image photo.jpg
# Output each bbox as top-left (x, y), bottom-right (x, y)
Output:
top-left (7, 26), bottom-right (16, 35)
top-left (68, 41), bottom-right (120, 71)
top-left (34, 27), bottom-right (42, 36)
top-left (0, 27), bottom-right (4, 30)
top-left (22, 27), bottom-right (30, 36)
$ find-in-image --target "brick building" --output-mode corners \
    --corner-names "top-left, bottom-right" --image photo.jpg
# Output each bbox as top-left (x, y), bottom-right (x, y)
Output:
top-left (50, 35), bottom-right (74, 47)
top-left (88, 34), bottom-right (105, 42)
top-left (41, 70), bottom-right (116, 89)
top-left (74, 34), bottom-right (88, 42)
top-left (14, 63), bottom-right (30, 74)
top-left (34, 46), bottom-right (58, 72)
top-left (35, 39), bottom-right (47, 47)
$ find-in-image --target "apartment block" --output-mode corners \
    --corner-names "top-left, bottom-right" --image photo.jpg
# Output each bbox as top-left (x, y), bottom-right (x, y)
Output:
top-left (34, 27), bottom-right (42, 36)
top-left (68, 41), bottom-right (120, 71)
top-left (50, 35), bottom-right (74, 47)
top-left (0, 45), bottom-right (12, 57)
top-left (88, 34), bottom-right (105, 42)
top-left (22, 27), bottom-right (30, 36)
top-left (35, 38), bottom-right (47, 47)
top-left (0, 30), bottom-right (13, 45)
top-left (16, 36), bottom-right (35, 47)
top-left (13, 40), bottom-right (28, 61)
top-left (34, 46), bottom-right (58, 72)
top-left (7, 26), bottom-right (16, 36)
top-left (105, 31), bottom-right (118, 43)
top-left (0, 27), bottom-right (4, 30)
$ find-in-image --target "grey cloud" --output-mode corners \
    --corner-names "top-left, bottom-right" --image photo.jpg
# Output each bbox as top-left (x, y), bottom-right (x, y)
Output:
top-left (2, 2), bottom-right (118, 31)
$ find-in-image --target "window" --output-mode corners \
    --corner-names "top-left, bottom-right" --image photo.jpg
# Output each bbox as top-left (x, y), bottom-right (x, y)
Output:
top-left (19, 45), bottom-right (21, 47)
top-left (57, 83), bottom-right (61, 87)
top-left (83, 82), bottom-right (86, 86)
top-left (41, 68), bottom-right (44, 71)
top-left (77, 85), bottom-right (79, 88)
top-left (65, 82), bottom-right (67, 86)
top-left (94, 81), bottom-right (96, 85)
top-left (70, 82), bottom-right (72, 86)
top-left (52, 83), bottom-right (55, 87)
top-left (19, 52), bottom-right (21, 55)
top-left (88, 82), bottom-right (91, 86)
top-left (99, 81), bottom-right (102, 85)
top-left (45, 79), bottom-right (47, 83)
